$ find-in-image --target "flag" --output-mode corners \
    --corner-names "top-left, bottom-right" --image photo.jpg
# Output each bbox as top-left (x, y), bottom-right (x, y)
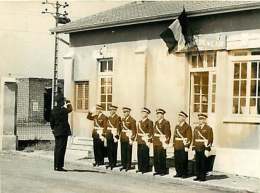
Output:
top-left (160, 9), bottom-right (190, 53)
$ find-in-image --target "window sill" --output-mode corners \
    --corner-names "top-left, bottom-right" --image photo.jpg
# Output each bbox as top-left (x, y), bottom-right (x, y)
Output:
top-left (223, 115), bottom-right (260, 124)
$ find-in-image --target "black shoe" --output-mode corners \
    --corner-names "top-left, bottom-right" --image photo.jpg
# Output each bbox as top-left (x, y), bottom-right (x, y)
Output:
top-left (105, 165), bottom-right (110, 169)
top-left (93, 163), bottom-right (97, 167)
top-left (56, 168), bottom-right (67, 172)
top-left (200, 178), bottom-right (206, 182)
top-left (136, 170), bottom-right (140, 173)
top-left (110, 166), bottom-right (113, 170)
top-left (174, 174), bottom-right (181, 178)
top-left (193, 177), bottom-right (200, 181)
top-left (120, 167), bottom-right (125, 171)
top-left (153, 172), bottom-right (160, 176)
top-left (182, 175), bottom-right (188, 179)
top-left (160, 173), bottom-right (166, 176)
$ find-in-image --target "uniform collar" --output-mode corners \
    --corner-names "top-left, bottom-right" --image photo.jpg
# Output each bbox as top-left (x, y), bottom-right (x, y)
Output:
top-left (142, 117), bottom-right (148, 122)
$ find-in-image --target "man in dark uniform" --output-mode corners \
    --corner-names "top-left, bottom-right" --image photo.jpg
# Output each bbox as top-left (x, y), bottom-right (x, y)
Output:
top-left (136, 107), bottom-right (153, 174)
top-left (50, 95), bottom-right (73, 172)
top-left (120, 107), bottom-right (137, 172)
top-left (192, 113), bottom-right (214, 181)
top-left (153, 108), bottom-right (171, 176)
top-left (173, 111), bottom-right (192, 178)
top-left (106, 105), bottom-right (121, 170)
top-left (87, 104), bottom-right (108, 166)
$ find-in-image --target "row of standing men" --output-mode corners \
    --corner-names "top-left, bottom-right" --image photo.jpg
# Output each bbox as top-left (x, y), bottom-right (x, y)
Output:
top-left (87, 104), bottom-right (214, 182)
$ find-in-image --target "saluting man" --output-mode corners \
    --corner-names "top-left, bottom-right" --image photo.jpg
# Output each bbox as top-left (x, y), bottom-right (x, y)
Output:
top-left (120, 107), bottom-right (137, 172)
top-left (192, 113), bottom-right (213, 182)
top-left (87, 104), bottom-right (108, 167)
top-left (153, 108), bottom-right (171, 176)
top-left (136, 107), bottom-right (153, 174)
top-left (173, 111), bottom-right (192, 178)
top-left (106, 105), bottom-right (121, 170)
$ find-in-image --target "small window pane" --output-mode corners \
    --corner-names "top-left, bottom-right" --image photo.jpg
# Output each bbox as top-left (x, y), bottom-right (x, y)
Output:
top-left (251, 80), bottom-right (257, 96)
top-left (202, 95), bottom-right (208, 103)
top-left (213, 74), bottom-right (216, 83)
top-left (212, 84), bottom-right (216, 93)
top-left (100, 61), bottom-right (107, 72)
top-left (250, 98), bottom-right (257, 114)
top-left (192, 56), bottom-right (197, 68)
top-left (233, 81), bottom-right (239, 96)
top-left (194, 95), bottom-right (200, 103)
top-left (101, 95), bottom-right (106, 102)
top-left (207, 54), bottom-right (213, 67)
top-left (194, 76), bottom-right (200, 84)
top-left (251, 62), bottom-right (257, 79)
top-left (198, 55), bottom-right (204, 67)
top-left (202, 74), bottom-right (208, 85)
top-left (202, 86), bottom-right (208, 94)
top-left (234, 63), bottom-right (240, 79)
top-left (201, 104), bottom-right (208, 113)
top-left (241, 80), bottom-right (247, 96)
top-left (101, 87), bottom-right (105, 94)
top-left (240, 98), bottom-right (246, 114)
top-left (241, 63), bottom-right (247, 79)
top-left (212, 95), bottom-right (215, 103)
top-left (194, 86), bottom-right (200, 93)
top-left (194, 104), bottom-right (200, 112)
top-left (257, 98), bottom-right (260, 114)
top-left (258, 80), bottom-right (260, 96)
top-left (107, 95), bottom-right (112, 102)
top-left (233, 98), bottom-right (239, 113)
top-left (212, 104), bottom-right (215, 113)
top-left (108, 60), bottom-right (113, 71)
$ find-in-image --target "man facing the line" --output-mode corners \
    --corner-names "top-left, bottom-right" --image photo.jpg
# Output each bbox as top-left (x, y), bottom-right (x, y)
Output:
top-left (136, 107), bottom-right (153, 174)
top-left (87, 105), bottom-right (108, 167)
top-left (173, 111), bottom-right (192, 178)
top-left (120, 107), bottom-right (137, 172)
top-left (106, 105), bottom-right (121, 170)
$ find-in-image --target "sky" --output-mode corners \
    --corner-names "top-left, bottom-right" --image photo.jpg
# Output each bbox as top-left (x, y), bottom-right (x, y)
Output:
top-left (0, 0), bottom-right (128, 79)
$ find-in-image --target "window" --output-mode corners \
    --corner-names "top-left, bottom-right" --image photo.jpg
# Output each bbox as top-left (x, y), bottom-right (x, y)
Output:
top-left (211, 74), bottom-right (216, 113)
top-left (193, 72), bottom-right (209, 113)
top-left (75, 81), bottom-right (89, 111)
top-left (98, 58), bottom-right (113, 111)
top-left (232, 61), bottom-right (260, 115)
top-left (191, 52), bottom-right (216, 68)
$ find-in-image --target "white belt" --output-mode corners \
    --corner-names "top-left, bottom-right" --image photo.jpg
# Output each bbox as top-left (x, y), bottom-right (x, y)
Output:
top-left (154, 133), bottom-right (161, 137)
top-left (195, 139), bottom-right (206, 142)
top-left (175, 137), bottom-right (184, 141)
top-left (107, 127), bottom-right (116, 130)
top-left (94, 127), bottom-right (103, 131)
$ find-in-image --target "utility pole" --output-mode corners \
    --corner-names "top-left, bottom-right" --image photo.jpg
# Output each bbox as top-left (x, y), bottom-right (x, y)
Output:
top-left (41, 0), bottom-right (70, 108)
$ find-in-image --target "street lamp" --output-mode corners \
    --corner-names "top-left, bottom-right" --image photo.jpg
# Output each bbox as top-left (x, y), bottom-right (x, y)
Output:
top-left (41, 0), bottom-right (70, 108)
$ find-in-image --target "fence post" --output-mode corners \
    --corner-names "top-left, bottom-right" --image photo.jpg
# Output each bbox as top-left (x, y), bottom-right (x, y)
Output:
top-left (0, 77), bottom-right (18, 151)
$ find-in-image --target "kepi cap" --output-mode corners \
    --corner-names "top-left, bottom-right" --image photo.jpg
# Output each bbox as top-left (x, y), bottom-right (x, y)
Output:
top-left (198, 113), bottom-right (208, 119)
top-left (122, 107), bottom-right (131, 112)
top-left (142, 107), bottom-right (151, 114)
top-left (156, 108), bottom-right (166, 114)
top-left (179, 111), bottom-right (188, 118)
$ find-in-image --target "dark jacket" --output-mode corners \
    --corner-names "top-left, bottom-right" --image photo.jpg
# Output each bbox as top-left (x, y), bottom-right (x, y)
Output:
top-left (192, 124), bottom-right (214, 151)
top-left (136, 118), bottom-right (153, 144)
top-left (87, 112), bottom-right (108, 139)
top-left (173, 122), bottom-right (192, 150)
top-left (153, 119), bottom-right (171, 147)
top-left (120, 115), bottom-right (137, 142)
top-left (107, 113), bottom-right (121, 140)
top-left (50, 104), bottom-right (72, 137)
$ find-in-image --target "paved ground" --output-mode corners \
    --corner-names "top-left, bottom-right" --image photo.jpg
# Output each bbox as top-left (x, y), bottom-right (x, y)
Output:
top-left (0, 152), bottom-right (235, 193)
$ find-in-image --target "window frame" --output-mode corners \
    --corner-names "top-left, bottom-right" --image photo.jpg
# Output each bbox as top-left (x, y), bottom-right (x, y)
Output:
top-left (97, 58), bottom-right (113, 112)
top-left (74, 81), bottom-right (89, 112)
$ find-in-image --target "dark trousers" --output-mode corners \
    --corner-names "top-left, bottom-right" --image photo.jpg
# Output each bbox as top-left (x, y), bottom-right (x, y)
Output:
top-left (54, 135), bottom-right (68, 169)
top-left (93, 137), bottom-right (105, 165)
top-left (107, 138), bottom-right (118, 167)
top-left (137, 144), bottom-right (150, 172)
top-left (195, 150), bottom-right (206, 180)
top-left (154, 145), bottom-right (167, 174)
top-left (174, 149), bottom-right (188, 176)
top-left (121, 141), bottom-right (132, 169)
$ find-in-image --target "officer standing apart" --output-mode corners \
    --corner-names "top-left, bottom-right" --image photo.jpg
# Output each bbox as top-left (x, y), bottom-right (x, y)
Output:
top-left (192, 113), bottom-right (214, 181)
top-left (120, 107), bottom-right (137, 172)
top-left (173, 111), bottom-right (192, 178)
top-left (153, 108), bottom-right (171, 176)
top-left (50, 95), bottom-right (73, 172)
top-left (106, 105), bottom-right (121, 170)
top-left (136, 107), bottom-right (153, 174)
top-left (87, 105), bottom-right (108, 166)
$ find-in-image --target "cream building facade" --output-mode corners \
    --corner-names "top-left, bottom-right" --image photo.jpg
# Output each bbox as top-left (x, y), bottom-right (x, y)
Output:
top-left (53, 1), bottom-right (260, 178)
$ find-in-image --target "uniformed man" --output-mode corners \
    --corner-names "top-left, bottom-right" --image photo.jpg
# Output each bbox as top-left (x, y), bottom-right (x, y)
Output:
top-left (120, 107), bottom-right (137, 172)
top-left (153, 108), bottom-right (171, 176)
top-left (106, 105), bottom-right (121, 170)
top-left (136, 107), bottom-right (153, 174)
top-left (173, 111), bottom-right (192, 178)
top-left (87, 104), bottom-right (108, 167)
top-left (192, 113), bottom-right (214, 181)
top-left (50, 95), bottom-right (73, 172)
